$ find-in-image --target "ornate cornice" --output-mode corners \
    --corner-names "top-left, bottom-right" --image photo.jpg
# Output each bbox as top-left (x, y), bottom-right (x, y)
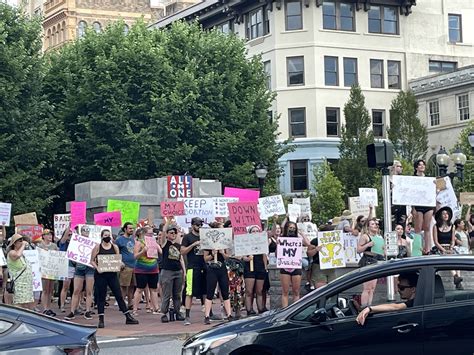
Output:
top-left (409, 66), bottom-right (474, 96)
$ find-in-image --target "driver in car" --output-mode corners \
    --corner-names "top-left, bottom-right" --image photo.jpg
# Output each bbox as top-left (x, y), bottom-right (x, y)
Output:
top-left (356, 272), bottom-right (418, 326)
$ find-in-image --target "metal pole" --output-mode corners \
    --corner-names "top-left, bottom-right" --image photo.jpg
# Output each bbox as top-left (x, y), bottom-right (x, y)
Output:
top-left (382, 168), bottom-right (395, 301)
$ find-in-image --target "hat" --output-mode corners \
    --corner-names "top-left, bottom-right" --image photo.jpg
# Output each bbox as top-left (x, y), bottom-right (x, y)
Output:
top-left (332, 216), bottom-right (341, 225)
top-left (8, 234), bottom-right (24, 247)
top-left (42, 228), bottom-right (52, 236)
top-left (341, 210), bottom-right (352, 220)
top-left (191, 217), bottom-right (203, 226)
top-left (435, 206), bottom-right (453, 222)
top-left (167, 225), bottom-right (178, 233)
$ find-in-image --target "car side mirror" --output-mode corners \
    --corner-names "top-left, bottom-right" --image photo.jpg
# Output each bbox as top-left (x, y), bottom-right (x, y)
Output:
top-left (310, 308), bottom-right (327, 324)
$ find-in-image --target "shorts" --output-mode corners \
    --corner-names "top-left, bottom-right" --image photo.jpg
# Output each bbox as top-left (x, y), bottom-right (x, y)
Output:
top-left (311, 263), bottom-right (337, 285)
top-left (279, 268), bottom-right (303, 276)
top-left (135, 273), bottom-right (159, 289)
top-left (75, 266), bottom-right (95, 278)
top-left (413, 206), bottom-right (434, 214)
top-left (185, 268), bottom-right (207, 297)
top-left (68, 266), bottom-right (75, 279)
top-left (119, 266), bottom-right (136, 287)
top-left (243, 270), bottom-right (267, 280)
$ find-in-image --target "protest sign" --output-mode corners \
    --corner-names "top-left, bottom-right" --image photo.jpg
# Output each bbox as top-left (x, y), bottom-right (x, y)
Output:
top-left (54, 214), bottom-right (70, 240)
top-left (276, 237), bottom-right (303, 269)
top-left (258, 195), bottom-right (286, 220)
top-left (16, 224), bottom-right (43, 242)
top-left (0, 250), bottom-right (6, 266)
top-left (175, 198), bottom-right (215, 228)
top-left (167, 175), bottom-right (192, 198)
top-left (145, 236), bottom-right (159, 258)
top-left (94, 211), bottom-right (122, 227)
top-left (38, 249), bottom-right (69, 280)
top-left (292, 197), bottom-right (312, 219)
top-left (318, 231), bottom-right (346, 269)
top-left (359, 188), bottom-right (378, 206)
top-left (0, 203), bottom-right (12, 226)
top-left (199, 228), bottom-right (233, 250)
top-left (228, 202), bottom-right (261, 235)
top-left (460, 192), bottom-right (474, 206)
top-left (343, 233), bottom-right (361, 264)
top-left (288, 204), bottom-right (301, 223)
top-left (224, 187), bottom-right (260, 202)
top-left (392, 175), bottom-right (436, 207)
top-left (385, 231), bottom-right (398, 257)
top-left (161, 201), bottom-right (186, 217)
top-left (298, 222), bottom-right (318, 256)
top-left (14, 212), bottom-right (37, 226)
top-left (77, 224), bottom-right (110, 244)
top-left (213, 197), bottom-right (239, 218)
top-left (436, 177), bottom-right (460, 220)
top-left (97, 254), bottom-right (122, 273)
top-left (70, 201), bottom-right (87, 228)
top-left (23, 250), bottom-right (42, 292)
top-left (435, 178), bottom-right (447, 191)
top-left (411, 233), bottom-right (423, 256)
top-left (233, 232), bottom-right (269, 256)
top-left (371, 235), bottom-right (385, 255)
top-left (349, 197), bottom-right (371, 218)
top-left (107, 199), bottom-right (140, 225)
top-left (67, 233), bottom-right (98, 267)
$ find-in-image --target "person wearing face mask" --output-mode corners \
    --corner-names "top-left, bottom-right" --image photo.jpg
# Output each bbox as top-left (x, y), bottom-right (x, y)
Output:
top-left (90, 230), bottom-right (139, 328)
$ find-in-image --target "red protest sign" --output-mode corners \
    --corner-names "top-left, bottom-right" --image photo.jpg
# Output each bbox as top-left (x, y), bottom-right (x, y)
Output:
top-left (16, 224), bottom-right (43, 242)
top-left (160, 201), bottom-right (185, 217)
top-left (228, 202), bottom-right (261, 235)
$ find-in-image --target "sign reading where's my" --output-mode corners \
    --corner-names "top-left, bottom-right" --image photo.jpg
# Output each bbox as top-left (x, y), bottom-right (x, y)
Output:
top-left (199, 228), bottom-right (233, 250)
top-left (167, 175), bottom-right (193, 198)
top-left (276, 237), bottom-right (303, 269)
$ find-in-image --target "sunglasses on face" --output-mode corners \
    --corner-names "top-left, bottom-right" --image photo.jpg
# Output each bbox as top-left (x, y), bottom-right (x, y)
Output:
top-left (194, 224), bottom-right (203, 227)
top-left (398, 284), bottom-right (412, 291)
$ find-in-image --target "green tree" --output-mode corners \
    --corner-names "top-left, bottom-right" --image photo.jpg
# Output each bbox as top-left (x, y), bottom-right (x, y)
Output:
top-left (387, 91), bottom-right (428, 161)
top-left (335, 85), bottom-right (375, 198)
top-left (454, 120), bottom-right (474, 193)
top-left (312, 161), bottom-right (345, 226)
top-left (44, 21), bottom-right (288, 207)
top-left (0, 4), bottom-right (61, 222)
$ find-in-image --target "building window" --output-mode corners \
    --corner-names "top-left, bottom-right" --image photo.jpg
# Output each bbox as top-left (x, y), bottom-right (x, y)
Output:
top-left (217, 20), bottom-right (233, 34)
top-left (368, 5), bottom-right (398, 35)
top-left (289, 108), bottom-right (306, 138)
top-left (343, 57), bottom-right (357, 87)
top-left (324, 56), bottom-right (339, 86)
top-left (264, 60), bottom-right (271, 90)
top-left (370, 59), bottom-right (384, 88)
top-left (93, 22), bottom-right (102, 33)
top-left (387, 60), bottom-right (401, 89)
top-left (326, 108), bottom-right (340, 137)
top-left (322, 1), bottom-right (354, 31)
top-left (429, 101), bottom-right (440, 126)
top-left (458, 94), bottom-right (470, 121)
top-left (429, 60), bottom-right (457, 73)
top-left (246, 7), bottom-right (269, 40)
top-left (77, 21), bottom-right (87, 38)
top-left (286, 0), bottom-right (303, 30)
top-left (287, 56), bottom-right (304, 86)
top-left (372, 110), bottom-right (385, 138)
top-left (448, 14), bottom-right (462, 43)
top-left (291, 160), bottom-right (308, 192)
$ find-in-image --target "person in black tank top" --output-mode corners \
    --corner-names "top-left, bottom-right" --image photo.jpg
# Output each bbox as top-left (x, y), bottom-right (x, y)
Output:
top-left (432, 206), bottom-right (455, 254)
top-left (465, 205), bottom-right (474, 248)
top-left (91, 230), bottom-right (138, 328)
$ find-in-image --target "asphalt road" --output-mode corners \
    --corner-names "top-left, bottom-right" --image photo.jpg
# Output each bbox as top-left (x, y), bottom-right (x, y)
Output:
top-left (98, 335), bottom-right (185, 355)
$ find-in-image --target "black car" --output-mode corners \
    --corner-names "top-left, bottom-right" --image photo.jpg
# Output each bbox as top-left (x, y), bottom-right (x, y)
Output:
top-left (0, 304), bottom-right (99, 354)
top-left (182, 255), bottom-right (474, 354)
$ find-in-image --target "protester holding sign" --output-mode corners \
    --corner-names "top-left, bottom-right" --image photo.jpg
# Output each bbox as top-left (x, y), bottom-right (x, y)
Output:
top-left (115, 222), bottom-right (136, 310)
top-left (307, 226), bottom-right (336, 290)
top-left (393, 224), bottom-right (411, 258)
top-left (90, 229), bottom-right (139, 328)
top-left (37, 229), bottom-right (58, 316)
top-left (58, 229), bottom-right (75, 313)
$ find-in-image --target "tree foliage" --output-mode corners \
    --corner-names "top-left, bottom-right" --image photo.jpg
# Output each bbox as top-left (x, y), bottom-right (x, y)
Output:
top-left (387, 90), bottom-right (428, 161)
top-left (335, 85), bottom-right (375, 198)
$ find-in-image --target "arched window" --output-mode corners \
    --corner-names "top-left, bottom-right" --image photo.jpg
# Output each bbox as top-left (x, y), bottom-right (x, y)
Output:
top-left (61, 21), bottom-right (66, 41)
top-left (77, 20), bottom-right (87, 38)
top-left (93, 22), bottom-right (101, 33)
top-left (47, 28), bottom-right (52, 48)
top-left (123, 24), bottom-right (129, 35)
top-left (57, 23), bottom-right (61, 43)
top-left (52, 25), bottom-right (56, 45)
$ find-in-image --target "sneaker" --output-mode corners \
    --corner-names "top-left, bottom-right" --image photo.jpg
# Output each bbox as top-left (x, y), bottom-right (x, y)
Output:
top-left (204, 316), bottom-right (211, 325)
top-left (161, 315), bottom-right (169, 323)
top-left (84, 311), bottom-right (93, 320)
top-left (184, 317), bottom-right (191, 326)
top-left (210, 314), bottom-right (222, 321)
top-left (60, 307), bottom-right (66, 313)
top-left (64, 312), bottom-right (75, 320)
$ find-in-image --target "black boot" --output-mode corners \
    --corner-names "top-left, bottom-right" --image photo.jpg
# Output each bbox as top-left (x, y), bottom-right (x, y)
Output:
top-left (125, 312), bottom-right (139, 325)
top-left (98, 315), bottom-right (104, 329)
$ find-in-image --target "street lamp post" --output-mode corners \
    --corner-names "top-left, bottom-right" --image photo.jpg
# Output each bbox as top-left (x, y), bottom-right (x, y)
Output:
top-left (436, 146), bottom-right (467, 181)
top-left (255, 163), bottom-right (268, 196)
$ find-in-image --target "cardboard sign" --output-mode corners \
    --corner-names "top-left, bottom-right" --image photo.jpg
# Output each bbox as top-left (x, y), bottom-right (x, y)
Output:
top-left (13, 212), bottom-right (38, 226)
top-left (318, 231), bottom-right (346, 270)
top-left (258, 195), bottom-right (286, 220)
top-left (224, 187), bottom-right (260, 202)
top-left (288, 204), bottom-right (301, 223)
top-left (228, 202), bottom-right (261, 235)
top-left (167, 175), bottom-right (193, 198)
top-left (436, 177), bottom-right (460, 220)
top-left (199, 228), bottom-right (233, 250)
top-left (107, 199), bottom-right (140, 225)
top-left (233, 232), bottom-right (269, 256)
top-left (97, 254), bottom-right (122, 273)
top-left (160, 201), bottom-right (186, 217)
top-left (276, 237), bottom-right (303, 269)
top-left (349, 197), bottom-right (370, 218)
top-left (392, 175), bottom-right (436, 207)
top-left (16, 224), bottom-right (43, 242)
top-left (213, 197), bottom-right (239, 218)
top-left (175, 197), bottom-right (215, 227)
top-left (292, 197), bottom-right (312, 219)
top-left (23, 250), bottom-right (42, 292)
top-left (343, 233), bottom-right (361, 264)
top-left (460, 192), bottom-right (474, 206)
top-left (54, 214), bottom-right (70, 240)
top-left (70, 201), bottom-right (87, 228)
top-left (0, 203), bottom-right (12, 226)
top-left (358, 188), bottom-right (378, 207)
top-left (385, 231), bottom-right (398, 257)
top-left (435, 178), bottom-right (447, 191)
top-left (38, 249), bottom-right (69, 280)
top-left (94, 211), bottom-right (122, 227)
top-left (77, 224), bottom-right (111, 244)
top-left (67, 233), bottom-right (99, 267)
top-left (145, 236), bottom-right (159, 258)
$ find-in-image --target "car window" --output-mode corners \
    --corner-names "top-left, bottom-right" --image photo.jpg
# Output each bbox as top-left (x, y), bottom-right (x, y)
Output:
top-left (292, 299), bottom-right (321, 321)
top-left (0, 320), bottom-right (13, 334)
top-left (433, 268), bottom-right (474, 304)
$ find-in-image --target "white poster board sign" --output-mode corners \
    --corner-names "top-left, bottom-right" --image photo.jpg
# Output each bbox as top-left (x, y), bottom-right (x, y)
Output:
top-left (175, 198), bottom-right (215, 228)
top-left (199, 228), bottom-right (233, 250)
top-left (0, 203), bottom-right (12, 226)
top-left (288, 204), bottom-right (301, 223)
top-left (54, 214), bottom-right (71, 240)
top-left (358, 188), bottom-right (378, 206)
top-left (292, 197), bottom-right (312, 219)
top-left (38, 249), bottom-right (69, 280)
top-left (276, 237), bottom-right (303, 269)
top-left (385, 231), bottom-right (398, 257)
top-left (392, 175), bottom-right (436, 207)
top-left (349, 197), bottom-right (370, 218)
top-left (0, 251), bottom-right (6, 266)
top-left (298, 222), bottom-right (318, 256)
top-left (67, 233), bottom-right (99, 267)
top-left (436, 177), bottom-right (461, 221)
top-left (233, 232), bottom-right (269, 256)
top-left (318, 230), bottom-right (346, 270)
top-left (23, 250), bottom-right (42, 292)
top-left (213, 197), bottom-right (239, 218)
top-left (258, 195), bottom-right (286, 220)
top-left (343, 233), bottom-right (361, 265)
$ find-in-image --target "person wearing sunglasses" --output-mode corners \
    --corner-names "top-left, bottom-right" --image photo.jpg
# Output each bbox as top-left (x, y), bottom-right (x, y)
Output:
top-left (356, 272), bottom-right (418, 326)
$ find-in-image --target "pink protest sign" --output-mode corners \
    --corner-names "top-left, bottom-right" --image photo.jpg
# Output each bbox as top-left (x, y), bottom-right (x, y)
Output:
top-left (160, 201), bottom-right (185, 217)
top-left (276, 237), bottom-right (303, 269)
top-left (145, 236), bottom-right (159, 258)
top-left (70, 201), bottom-right (87, 228)
top-left (94, 211), bottom-right (122, 227)
top-left (224, 187), bottom-right (260, 202)
top-left (228, 202), bottom-right (261, 235)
